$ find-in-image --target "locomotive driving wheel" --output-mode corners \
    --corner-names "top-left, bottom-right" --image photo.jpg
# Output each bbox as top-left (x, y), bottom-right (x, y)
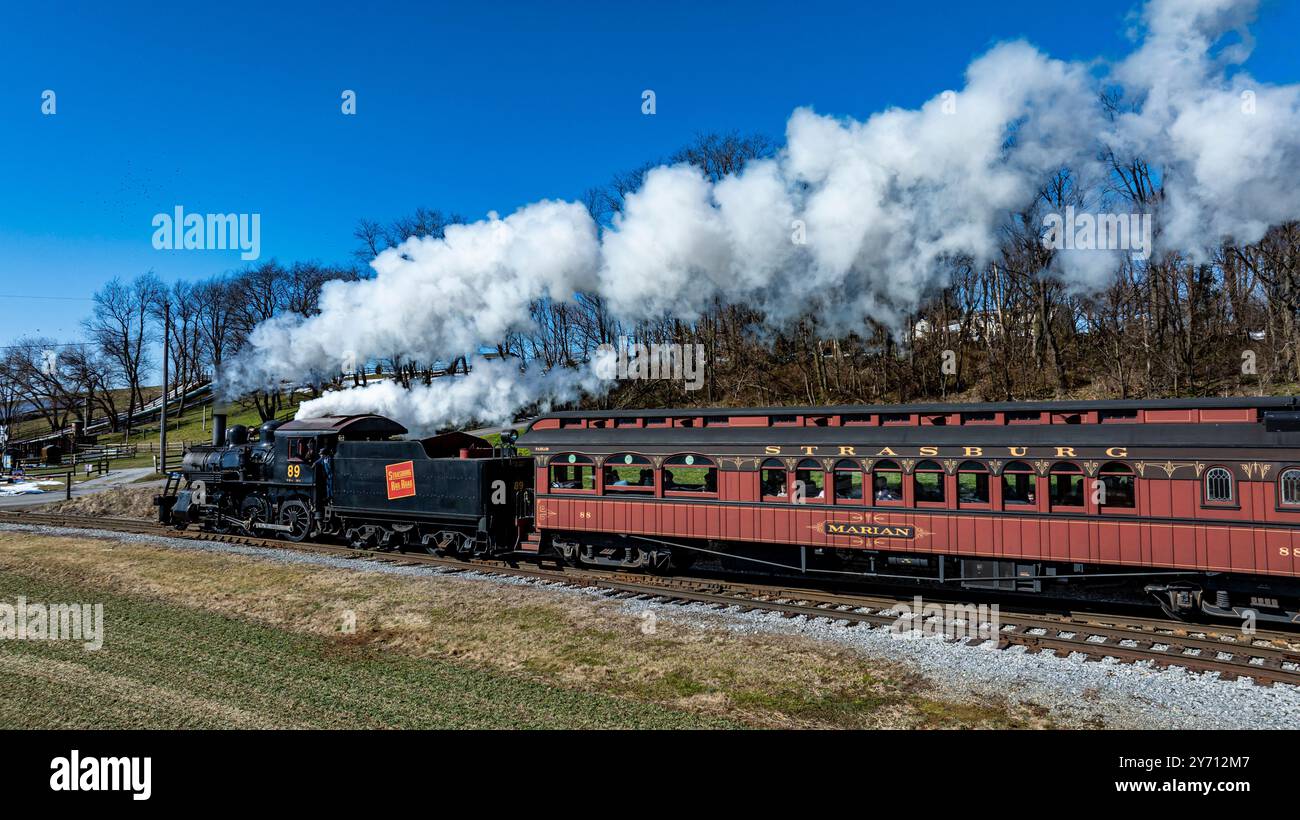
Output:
top-left (240, 498), bottom-right (269, 535)
top-left (279, 500), bottom-right (312, 543)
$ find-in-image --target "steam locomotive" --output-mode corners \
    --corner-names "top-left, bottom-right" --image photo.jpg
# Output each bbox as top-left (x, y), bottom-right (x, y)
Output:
top-left (157, 414), bottom-right (533, 555)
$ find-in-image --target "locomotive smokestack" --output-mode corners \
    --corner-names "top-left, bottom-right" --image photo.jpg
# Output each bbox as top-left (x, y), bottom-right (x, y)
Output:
top-left (212, 412), bottom-right (227, 447)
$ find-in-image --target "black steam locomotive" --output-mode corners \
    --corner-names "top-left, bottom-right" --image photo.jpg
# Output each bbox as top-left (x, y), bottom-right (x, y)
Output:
top-left (157, 414), bottom-right (534, 556)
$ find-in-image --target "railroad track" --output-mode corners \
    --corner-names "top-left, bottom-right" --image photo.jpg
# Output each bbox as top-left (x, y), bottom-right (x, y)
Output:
top-left (3, 509), bottom-right (1300, 688)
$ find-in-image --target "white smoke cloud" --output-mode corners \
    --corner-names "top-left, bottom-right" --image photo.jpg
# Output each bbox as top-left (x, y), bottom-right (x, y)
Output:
top-left (294, 350), bottom-right (615, 437)
top-left (1109, 0), bottom-right (1300, 258)
top-left (221, 199), bottom-right (599, 392)
top-left (598, 42), bottom-right (1100, 329)
top-left (218, 0), bottom-right (1300, 434)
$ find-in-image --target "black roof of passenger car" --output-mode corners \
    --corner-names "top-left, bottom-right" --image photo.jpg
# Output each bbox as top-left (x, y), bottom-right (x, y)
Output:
top-left (533, 396), bottom-right (1298, 421)
top-left (519, 422), bottom-right (1300, 449)
top-left (519, 397), bottom-right (1300, 450)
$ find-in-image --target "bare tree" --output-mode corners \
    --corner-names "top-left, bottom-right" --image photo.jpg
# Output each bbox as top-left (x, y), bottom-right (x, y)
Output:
top-left (61, 344), bottom-right (120, 430)
top-left (0, 340), bottom-right (81, 434)
top-left (84, 273), bottom-right (161, 437)
top-left (353, 207), bottom-right (465, 261)
top-left (196, 276), bottom-right (237, 373)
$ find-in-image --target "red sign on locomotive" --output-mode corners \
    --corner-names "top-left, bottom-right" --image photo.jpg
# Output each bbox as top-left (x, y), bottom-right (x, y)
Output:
top-left (385, 461), bottom-right (416, 500)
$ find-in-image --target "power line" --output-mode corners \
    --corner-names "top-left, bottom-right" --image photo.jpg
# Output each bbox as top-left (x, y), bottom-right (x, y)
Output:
top-left (0, 294), bottom-right (94, 302)
top-left (0, 341), bottom-right (88, 351)
top-left (0, 293), bottom-right (95, 352)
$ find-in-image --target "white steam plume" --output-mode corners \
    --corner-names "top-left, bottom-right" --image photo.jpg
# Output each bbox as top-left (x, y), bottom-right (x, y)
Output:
top-left (1111, 0), bottom-right (1300, 257)
top-left (232, 0), bottom-right (1300, 433)
top-left (600, 41), bottom-right (1100, 326)
top-left (296, 351), bottom-right (614, 437)
top-left (222, 199), bottom-right (599, 391)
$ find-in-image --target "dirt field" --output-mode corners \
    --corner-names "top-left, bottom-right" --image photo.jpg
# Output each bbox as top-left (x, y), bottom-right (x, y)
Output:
top-left (0, 531), bottom-right (1047, 728)
top-left (41, 485), bottom-right (161, 519)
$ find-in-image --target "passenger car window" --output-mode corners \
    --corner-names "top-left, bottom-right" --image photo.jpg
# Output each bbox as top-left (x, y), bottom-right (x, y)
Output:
top-left (549, 454), bottom-right (595, 491)
top-left (1204, 466), bottom-right (1233, 504)
top-left (1099, 462), bottom-right (1136, 508)
top-left (1003, 461), bottom-right (1035, 506)
top-left (603, 454), bottom-right (654, 492)
top-left (1049, 463), bottom-right (1085, 508)
top-left (872, 460), bottom-right (903, 503)
top-left (663, 455), bottom-right (716, 494)
top-left (913, 460), bottom-right (945, 504)
top-left (760, 459), bottom-right (787, 499)
top-left (833, 459), bottom-right (863, 501)
top-left (957, 460), bottom-right (989, 505)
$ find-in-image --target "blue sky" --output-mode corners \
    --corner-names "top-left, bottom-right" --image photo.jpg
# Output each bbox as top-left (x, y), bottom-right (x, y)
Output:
top-left (2, 0), bottom-right (1298, 343)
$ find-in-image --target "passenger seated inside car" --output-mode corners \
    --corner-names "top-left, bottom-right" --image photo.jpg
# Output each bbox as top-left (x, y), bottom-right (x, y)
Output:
top-left (874, 476), bottom-right (902, 501)
top-left (834, 474), bottom-right (862, 499)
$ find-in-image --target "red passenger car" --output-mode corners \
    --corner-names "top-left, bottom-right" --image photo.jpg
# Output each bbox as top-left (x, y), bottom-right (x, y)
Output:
top-left (518, 398), bottom-right (1300, 624)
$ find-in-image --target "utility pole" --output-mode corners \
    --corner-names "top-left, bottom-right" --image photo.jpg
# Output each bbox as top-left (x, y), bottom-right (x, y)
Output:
top-left (159, 300), bottom-right (169, 475)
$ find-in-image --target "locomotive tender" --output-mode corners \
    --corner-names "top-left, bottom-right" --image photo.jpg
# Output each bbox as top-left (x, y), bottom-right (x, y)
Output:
top-left (160, 397), bottom-right (1300, 625)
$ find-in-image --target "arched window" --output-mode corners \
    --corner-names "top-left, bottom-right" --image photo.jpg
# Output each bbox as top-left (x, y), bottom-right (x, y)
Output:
top-left (794, 458), bottom-right (825, 502)
top-left (663, 454), bottom-right (717, 494)
top-left (549, 453), bottom-right (595, 491)
top-left (1049, 462), bottom-right (1085, 508)
top-left (833, 459), bottom-right (863, 502)
top-left (760, 458), bottom-right (787, 499)
top-left (1205, 466), bottom-right (1234, 504)
top-left (957, 460), bottom-right (989, 505)
top-left (602, 453), bottom-right (655, 493)
top-left (1280, 468), bottom-right (1300, 508)
top-left (872, 459), bottom-right (903, 504)
top-left (913, 459), bottom-right (945, 504)
top-left (1002, 460), bottom-right (1035, 507)
top-left (1099, 461), bottom-right (1135, 509)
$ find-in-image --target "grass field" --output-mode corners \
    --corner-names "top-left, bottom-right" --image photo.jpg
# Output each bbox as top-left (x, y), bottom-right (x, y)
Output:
top-left (0, 559), bottom-right (727, 729)
top-left (0, 532), bottom-right (1049, 729)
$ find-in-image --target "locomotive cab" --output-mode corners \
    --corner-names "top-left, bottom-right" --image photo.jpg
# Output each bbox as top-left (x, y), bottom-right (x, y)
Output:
top-left (276, 432), bottom-right (328, 489)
